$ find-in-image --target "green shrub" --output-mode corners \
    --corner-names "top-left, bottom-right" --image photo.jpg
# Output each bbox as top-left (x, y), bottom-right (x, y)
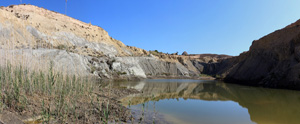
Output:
top-left (57, 44), bottom-right (67, 50)
top-left (117, 71), bottom-right (127, 75)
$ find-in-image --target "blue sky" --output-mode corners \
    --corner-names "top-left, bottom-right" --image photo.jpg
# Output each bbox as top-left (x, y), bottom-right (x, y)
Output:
top-left (1, 0), bottom-right (300, 55)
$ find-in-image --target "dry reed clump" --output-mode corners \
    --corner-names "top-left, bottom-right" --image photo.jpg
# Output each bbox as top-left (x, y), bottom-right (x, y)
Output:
top-left (0, 61), bottom-right (132, 123)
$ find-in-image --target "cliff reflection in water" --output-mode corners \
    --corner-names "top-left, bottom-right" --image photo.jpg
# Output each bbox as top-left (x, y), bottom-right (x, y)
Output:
top-left (117, 79), bottom-right (300, 124)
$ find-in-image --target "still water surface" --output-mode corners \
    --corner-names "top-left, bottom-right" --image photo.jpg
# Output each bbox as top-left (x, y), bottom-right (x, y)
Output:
top-left (113, 79), bottom-right (300, 124)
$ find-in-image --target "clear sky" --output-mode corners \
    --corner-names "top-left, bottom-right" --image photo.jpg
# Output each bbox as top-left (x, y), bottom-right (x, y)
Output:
top-left (1, 0), bottom-right (300, 56)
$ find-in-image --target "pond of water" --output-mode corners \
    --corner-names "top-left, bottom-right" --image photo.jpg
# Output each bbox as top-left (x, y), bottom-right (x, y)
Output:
top-left (113, 79), bottom-right (300, 124)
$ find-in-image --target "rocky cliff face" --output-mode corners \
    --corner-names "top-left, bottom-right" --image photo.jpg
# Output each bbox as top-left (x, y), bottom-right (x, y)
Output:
top-left (0, 4), bottom-right (230, 80)
top-left (0, 4), bottom-right (147, 57)
top-left (217, 19), bottom-right (300, 90)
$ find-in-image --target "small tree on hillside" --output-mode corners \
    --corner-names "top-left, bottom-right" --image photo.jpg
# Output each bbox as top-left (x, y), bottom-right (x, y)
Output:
top-left (182, 51), bottom-right (188, 56)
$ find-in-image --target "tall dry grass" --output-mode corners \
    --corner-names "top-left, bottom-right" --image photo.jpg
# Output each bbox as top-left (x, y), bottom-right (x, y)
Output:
top-left (0, 59), bottom-right (103, 122)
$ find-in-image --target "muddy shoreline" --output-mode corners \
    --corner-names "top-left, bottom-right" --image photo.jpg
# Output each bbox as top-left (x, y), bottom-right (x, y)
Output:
top-left (107, 75), bottom-right (216, 82)
top-left (0, 86), bottom-right (141, 124)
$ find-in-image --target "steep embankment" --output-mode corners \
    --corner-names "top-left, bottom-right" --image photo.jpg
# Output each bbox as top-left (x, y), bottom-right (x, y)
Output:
top-left (0, 4), bottom-right (229, 80)
top-left (219, 19), bottom-right (300, 90)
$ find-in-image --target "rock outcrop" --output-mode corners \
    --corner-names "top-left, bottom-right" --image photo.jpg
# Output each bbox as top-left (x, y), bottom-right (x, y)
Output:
top-left (214, 19), bottom-right (300, 90)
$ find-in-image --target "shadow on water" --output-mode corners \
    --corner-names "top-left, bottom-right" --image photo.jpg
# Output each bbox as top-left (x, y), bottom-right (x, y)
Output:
top-left (113, 79), bottom-right (300, 124)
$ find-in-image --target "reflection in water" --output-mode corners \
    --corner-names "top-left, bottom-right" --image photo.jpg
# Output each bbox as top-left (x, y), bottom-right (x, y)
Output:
top-left (114, 79), bottom-right (300, 124)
